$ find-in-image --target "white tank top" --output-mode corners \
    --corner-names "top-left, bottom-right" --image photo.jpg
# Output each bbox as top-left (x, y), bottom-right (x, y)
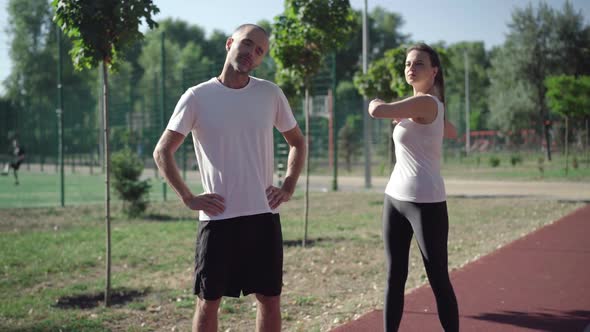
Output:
top-left (385, 95), bottom-right (446, 203)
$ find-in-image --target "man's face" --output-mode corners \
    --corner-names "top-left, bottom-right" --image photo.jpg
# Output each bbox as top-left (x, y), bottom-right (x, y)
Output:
top-left (226, 27), bottom-right (269, 74)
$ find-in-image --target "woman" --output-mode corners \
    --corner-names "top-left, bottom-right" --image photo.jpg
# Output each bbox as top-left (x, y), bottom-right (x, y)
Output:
top-left (368, 43), bottom-right (459, 332)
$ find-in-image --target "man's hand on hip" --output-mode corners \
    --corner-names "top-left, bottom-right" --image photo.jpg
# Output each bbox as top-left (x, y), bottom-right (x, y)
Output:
top-left (266, 186), bottom-right (292, 210)
top-left (184, 193), bottom-right (225, 216)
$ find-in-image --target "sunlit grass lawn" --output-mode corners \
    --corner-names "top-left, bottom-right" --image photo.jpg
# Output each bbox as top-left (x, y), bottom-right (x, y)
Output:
top-left (440, 151), bottom-right (590, 181)
top-left (327, 151), bottom-right (590, 181)
top-left (0, 192), bottom-right (584, 332)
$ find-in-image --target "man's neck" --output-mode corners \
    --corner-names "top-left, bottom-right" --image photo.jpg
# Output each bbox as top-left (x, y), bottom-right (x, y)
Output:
top-left (218, 66), bottom-right (250, 89)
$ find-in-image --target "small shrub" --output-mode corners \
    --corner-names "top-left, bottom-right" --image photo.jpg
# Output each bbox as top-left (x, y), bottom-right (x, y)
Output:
top-left (489, 156), bottom-right (501, 167)
top-left (111, 148), bottom-right (151, 217)
top-left (510, 154), bottom-right (522, 166)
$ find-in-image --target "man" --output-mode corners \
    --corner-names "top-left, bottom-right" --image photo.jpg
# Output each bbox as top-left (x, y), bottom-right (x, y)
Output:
top-left (1, 138), bottom-right (25, 185)
top-left (153, 24), bottom-right (305, 332)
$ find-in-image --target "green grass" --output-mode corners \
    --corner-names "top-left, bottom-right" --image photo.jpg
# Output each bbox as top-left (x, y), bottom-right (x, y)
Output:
top-left (440, 151), bottom-right (590, 181)
top-left (322, 151), bottom-right (590, 181)
top-left (0, 172), bottom-right (202, 208)
top-left (0, 193), bottom-right (584, 331)
top-left (3, 151), bottom-right (588, 209)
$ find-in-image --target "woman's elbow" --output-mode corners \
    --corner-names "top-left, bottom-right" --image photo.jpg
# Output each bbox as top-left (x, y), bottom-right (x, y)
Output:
top-left (367, 107), bottom-right (380, 118)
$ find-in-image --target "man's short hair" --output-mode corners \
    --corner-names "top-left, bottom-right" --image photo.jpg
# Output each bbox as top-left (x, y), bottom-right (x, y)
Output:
top-left (233, 24), bottom-right (268, 38)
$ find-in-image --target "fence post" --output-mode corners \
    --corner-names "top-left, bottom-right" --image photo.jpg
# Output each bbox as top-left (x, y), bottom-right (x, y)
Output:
top-left (56, 25), bottom-right (65, 207)
top-left (160, 32), bottom-right (167, 201)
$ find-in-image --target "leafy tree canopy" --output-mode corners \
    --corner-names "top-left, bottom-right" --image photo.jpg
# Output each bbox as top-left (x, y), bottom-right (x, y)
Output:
top-left (53, 0), bottom-right (159, 69)
top-left (271, 0), bottom-right (355, 90)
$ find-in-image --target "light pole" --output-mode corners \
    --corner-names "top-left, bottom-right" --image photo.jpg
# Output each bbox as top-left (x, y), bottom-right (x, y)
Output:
top-left (464, 49), bottom-right (470, 154)
top-left (362, 0), bottom-right (372, 188)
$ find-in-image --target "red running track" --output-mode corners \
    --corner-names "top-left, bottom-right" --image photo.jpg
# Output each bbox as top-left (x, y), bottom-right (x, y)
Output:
top-left (332, 204), bottom-right (590, 332)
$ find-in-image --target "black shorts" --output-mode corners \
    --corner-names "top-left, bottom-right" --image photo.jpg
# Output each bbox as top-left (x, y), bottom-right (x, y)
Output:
top-left (10, 160), bottom-right (22, 170)
top-left (193, 213), bottom-right (283, 300)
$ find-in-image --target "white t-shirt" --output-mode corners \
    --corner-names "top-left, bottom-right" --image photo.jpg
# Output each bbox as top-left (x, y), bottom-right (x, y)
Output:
top-left (166, 76), bottom-right (297, 220)
top-left (385, 95), bottom-right (446, 203)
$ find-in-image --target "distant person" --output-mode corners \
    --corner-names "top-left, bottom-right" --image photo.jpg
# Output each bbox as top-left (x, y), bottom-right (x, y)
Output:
top-left (1, 138), bottom-right (26, 185)
top-left (367, 43), bottom-right (459, 332)
top-left (153, 24), bottom-right (305, 332)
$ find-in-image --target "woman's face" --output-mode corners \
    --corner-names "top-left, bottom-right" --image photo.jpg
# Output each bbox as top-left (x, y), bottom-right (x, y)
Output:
top-left (404, 50), bottom-right (438, 87)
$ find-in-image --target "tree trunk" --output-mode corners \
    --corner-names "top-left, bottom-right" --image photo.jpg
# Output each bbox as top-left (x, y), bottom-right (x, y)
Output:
top-left (102, 61), bottom-right (112, 307)
top-left (586, 118), bottom-right (589, 168)
top-left (98, 66), bottom-right (105, 173)
top-left (303, 89), bottom-right (310, 248)
top-left (544, 120), bottom-right (552, 161)
top-left (564, 116), bottom-right (569, 176)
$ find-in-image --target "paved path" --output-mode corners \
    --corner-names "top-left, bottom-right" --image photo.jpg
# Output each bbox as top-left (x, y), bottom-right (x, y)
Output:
top-left (306, 175), bottom-right (590, 202)
top-left (19, 164), bottom-right (589, 201)
top-left (332, 204), bottom-right (590, 332)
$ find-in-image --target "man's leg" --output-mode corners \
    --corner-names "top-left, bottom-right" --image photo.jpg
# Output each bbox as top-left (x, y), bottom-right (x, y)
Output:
top-left (12, 166), bottom-right (18, 185)
top-left (192, 297), bottom-right (221, 332)
top-left (255, 294), bottom-right (281, 332)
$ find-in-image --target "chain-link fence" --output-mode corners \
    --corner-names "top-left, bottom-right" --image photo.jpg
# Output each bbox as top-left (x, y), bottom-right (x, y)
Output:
top-left (1, 33), bottom-right (587, 207)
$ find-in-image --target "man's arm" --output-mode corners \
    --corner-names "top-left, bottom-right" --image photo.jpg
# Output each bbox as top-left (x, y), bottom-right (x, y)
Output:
top-left (266, 125), bottom-right (306, 209)
top-left (153, 129), bottom-right (225, 216)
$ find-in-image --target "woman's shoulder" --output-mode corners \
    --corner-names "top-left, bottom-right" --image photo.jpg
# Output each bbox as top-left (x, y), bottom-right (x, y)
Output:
top-left (425, 94), bottom-right (443, 105)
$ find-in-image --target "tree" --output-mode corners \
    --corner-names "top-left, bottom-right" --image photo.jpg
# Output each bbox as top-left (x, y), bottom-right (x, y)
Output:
top-left (138, 29), bottom-right (182, 136)
top-left (52, 0), bottom-right (159, 306)
top-left (545, 75), bottom-right (590, 174)
top-left (111, 148), bottom-right (151, 217)
top-left (487, 45), bottom-right (537, 135)
top-left (205, 29), bottom-right (230, 68)
top-left (333, 81), bottom-right (361, 171)
top-left (272, 0), bottom-right (355, 247)
top-left (353, 47), bottom-right (408, 101)
top-left (4, 0), bottom-right (97, 159)
top-left (444, 42), bottom-right (491, 134)
top-left (334, 7), bottom-right (409, 83)
top-left (488, 2), bottom-right (590, 159)
top-left (553, 1), bottom-right (590, 77)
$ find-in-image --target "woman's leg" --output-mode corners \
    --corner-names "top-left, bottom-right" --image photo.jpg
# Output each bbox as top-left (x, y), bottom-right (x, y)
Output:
top-left (382, 196), bottom-right (414, 332)
top-left (409, 202), bottom-right (459, 332)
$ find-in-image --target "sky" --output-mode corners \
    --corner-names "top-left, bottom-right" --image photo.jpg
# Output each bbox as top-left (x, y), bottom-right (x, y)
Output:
top-left (0, 0), bottom-right (589, 95)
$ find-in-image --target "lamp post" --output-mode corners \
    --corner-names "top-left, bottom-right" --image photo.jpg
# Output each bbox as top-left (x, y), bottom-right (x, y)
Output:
top-left (362, 0), bottom-right (372, 188)
top-left (464, 49), bottom-right (470, 154)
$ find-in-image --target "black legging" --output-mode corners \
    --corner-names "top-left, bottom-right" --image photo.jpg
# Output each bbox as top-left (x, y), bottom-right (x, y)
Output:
top-left (382, 195), bottom-right (459, 332)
